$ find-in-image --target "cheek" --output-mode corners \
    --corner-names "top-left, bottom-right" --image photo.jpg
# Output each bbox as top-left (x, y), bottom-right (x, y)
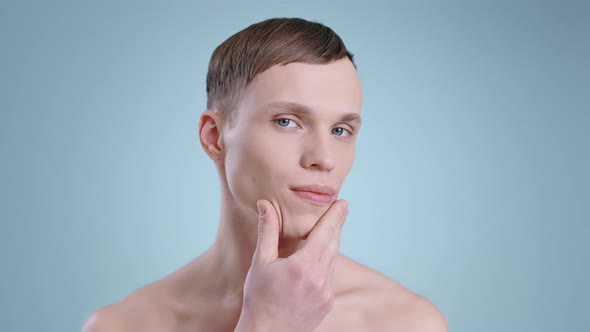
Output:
top-left (335, 144), bottom-right (356, 178)
top-left (226, 140), bottom-right (260, 196)
top-left (225, 133), bottom-right (292, 205)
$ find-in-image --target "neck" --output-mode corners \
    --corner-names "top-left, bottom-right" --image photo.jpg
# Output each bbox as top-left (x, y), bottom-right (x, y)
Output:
top-left (207, 186), bottom-right (306, 296)
top-left (172, 179), bottom-right (305, 308)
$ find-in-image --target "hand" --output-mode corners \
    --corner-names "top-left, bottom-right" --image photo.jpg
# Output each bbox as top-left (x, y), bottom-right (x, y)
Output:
top-left (234, 199), bottom-right (349, 332)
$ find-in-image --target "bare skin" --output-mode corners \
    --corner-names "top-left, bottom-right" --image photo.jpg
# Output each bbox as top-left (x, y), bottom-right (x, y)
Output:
top-left (83, 59), bottom-right (447, 331)
top-left (84, 244), bottom-right (445, 331)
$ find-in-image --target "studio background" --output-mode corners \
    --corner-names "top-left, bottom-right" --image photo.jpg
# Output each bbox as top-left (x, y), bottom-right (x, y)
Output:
top-left (1, 1), bottom-right (588, 331)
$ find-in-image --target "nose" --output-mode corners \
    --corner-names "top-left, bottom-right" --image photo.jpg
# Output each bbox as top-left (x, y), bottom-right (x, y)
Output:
top-left (300, 134), bottom-right (336, 172)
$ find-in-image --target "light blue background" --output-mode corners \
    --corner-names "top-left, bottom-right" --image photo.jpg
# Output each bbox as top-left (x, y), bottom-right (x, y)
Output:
top-left (1, 1), bottom-right (588, 331)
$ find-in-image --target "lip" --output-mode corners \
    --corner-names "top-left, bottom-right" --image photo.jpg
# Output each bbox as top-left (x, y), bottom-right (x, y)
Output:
top-left (290, 184), bottom-right (336, 206)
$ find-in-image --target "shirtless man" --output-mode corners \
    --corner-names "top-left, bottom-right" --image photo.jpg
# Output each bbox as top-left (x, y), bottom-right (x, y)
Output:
top-left (83, 18), bottom-right (448, 332)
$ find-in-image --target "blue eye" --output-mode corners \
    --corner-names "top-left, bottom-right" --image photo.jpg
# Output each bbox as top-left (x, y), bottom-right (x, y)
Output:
top-left (332, 127), bottom-right (352, 137)
top-left (276, 118), bottom-right (297, 128)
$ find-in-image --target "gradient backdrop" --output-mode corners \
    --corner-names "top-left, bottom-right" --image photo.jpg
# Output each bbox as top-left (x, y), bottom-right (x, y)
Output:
top-left (1, 1), bottom-right (588, 331)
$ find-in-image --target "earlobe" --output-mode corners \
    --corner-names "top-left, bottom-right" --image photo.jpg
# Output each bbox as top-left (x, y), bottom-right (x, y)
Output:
top-left (199, 110), bottom-right (224, 163)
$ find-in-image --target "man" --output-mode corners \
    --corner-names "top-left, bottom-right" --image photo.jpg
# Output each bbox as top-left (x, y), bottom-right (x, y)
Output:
top-left (83, 17), bottom-right (448, 331)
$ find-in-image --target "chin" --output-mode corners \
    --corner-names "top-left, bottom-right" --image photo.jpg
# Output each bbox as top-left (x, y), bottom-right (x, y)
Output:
top-left (280, 231), bottom-right (311, 240)
top-left (280, 212), bottom-right (321, 240)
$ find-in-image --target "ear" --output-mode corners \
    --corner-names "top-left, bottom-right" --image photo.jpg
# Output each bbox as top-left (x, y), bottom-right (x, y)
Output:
top-left (199, 110), bottom-right (225, 164)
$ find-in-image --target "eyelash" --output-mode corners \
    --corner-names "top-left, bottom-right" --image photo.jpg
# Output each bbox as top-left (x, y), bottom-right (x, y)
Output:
top-left (274, 118), bottom-right (353, 137)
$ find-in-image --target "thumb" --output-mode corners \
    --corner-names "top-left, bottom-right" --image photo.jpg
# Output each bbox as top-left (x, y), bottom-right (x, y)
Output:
top-left (254, 199), bottom-right (279, 265)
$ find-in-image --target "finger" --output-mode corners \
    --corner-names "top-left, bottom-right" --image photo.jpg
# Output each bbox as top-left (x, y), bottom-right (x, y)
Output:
top-left (324, 220), bottom-right (344, 261)
top-left (300, 200), bottom-right (348, 259)
top-left (314, 207), bottom-right (346, 267)
top-left (318, 213), bottom-right (345, 267)
top-left (253, 199), bottom-right (280, 265)
top-left (325, 256), bottom-right (338, 290)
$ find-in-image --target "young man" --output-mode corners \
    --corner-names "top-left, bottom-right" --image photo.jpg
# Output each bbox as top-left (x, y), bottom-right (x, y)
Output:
top-left (83, 18), bottom-right (448, 332)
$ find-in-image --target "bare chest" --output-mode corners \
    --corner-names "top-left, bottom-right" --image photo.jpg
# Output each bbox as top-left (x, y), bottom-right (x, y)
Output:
top-left (155, 300), bottom-right (372, 332)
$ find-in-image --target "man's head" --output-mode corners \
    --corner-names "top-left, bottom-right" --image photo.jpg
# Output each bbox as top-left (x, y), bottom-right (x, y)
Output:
top-left (206, 17), bottom-right (355, 126)
top-left (200, 18), bottom-right (362, 239)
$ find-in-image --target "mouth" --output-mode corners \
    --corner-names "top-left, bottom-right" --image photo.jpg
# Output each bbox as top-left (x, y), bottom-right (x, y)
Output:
top-left (290, 184), bottom-right (336, 206)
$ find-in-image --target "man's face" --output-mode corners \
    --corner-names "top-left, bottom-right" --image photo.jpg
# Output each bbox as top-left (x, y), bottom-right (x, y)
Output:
top-left (222, 58), bottom-right (362, 239)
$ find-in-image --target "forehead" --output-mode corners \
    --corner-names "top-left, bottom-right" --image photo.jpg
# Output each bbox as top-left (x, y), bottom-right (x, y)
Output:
top-left (239, 59), bottom-right (363, 117)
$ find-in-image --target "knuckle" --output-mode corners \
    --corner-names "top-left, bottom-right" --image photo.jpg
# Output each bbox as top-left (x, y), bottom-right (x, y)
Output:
top-left (288, 261), bottom-right (307, 282)
top-left (321, 288), bottom-right (333, 302)
top-left (328, 294), bottom-right (335, 309)
top-left (319, 290), bottom-right (335, 311)
top-left (309, 275), bottom-right (325, 292)
top-left (256, 222), bottom-right (267, 238)
top-left (327, 296), bottom-right (335, 310)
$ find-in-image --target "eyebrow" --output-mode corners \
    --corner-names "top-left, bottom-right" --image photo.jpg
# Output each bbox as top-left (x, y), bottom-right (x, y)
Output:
top-left (262, 101), bottom-right (362, 125)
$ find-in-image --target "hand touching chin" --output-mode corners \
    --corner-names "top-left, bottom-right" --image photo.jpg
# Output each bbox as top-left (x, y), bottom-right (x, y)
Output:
top-left (279, 207), bottom-right (331, 240)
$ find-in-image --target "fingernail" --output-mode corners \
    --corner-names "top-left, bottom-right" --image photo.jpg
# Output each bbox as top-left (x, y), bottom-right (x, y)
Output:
top-left (257, 201), bottom-right (266, 216)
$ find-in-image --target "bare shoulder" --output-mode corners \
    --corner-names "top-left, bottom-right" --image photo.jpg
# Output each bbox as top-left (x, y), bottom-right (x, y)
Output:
top-left (335, 255), bottom-right (448, 332)
top-left (81, 287), bottom-right (172, 332)
top-left (82, 306), bottom-right (132, 332)
top-left (375, 289), bottom-right (448, 332)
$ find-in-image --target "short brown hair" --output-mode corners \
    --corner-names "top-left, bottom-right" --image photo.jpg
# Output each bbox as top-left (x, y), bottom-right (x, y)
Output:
top-left (206, 17), bottom-right (355, 125)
